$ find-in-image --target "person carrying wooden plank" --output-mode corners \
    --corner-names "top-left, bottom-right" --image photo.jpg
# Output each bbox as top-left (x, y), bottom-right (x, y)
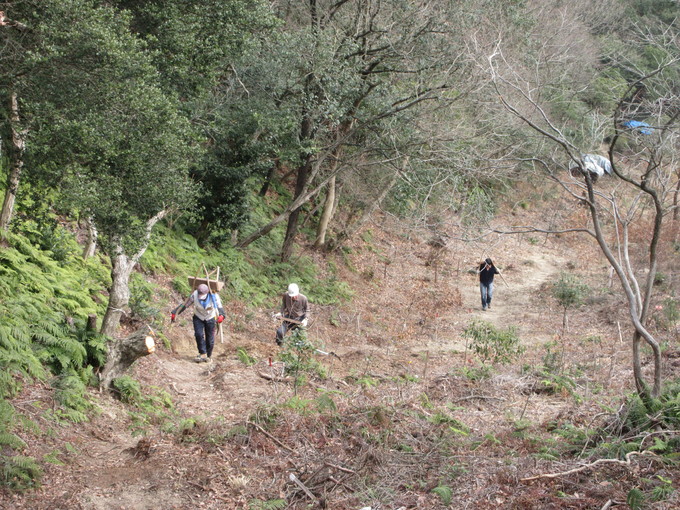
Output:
top-left (171, 283), bottom-right (225, 362)
top-left (274, 283), bottom-right (309, 346)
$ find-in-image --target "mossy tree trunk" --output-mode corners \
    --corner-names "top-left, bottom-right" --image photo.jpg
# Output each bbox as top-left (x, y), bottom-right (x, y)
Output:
top-left (0, 90), bottom-right (25, 231)
top-left (100, 210), bottom-right (167, 338)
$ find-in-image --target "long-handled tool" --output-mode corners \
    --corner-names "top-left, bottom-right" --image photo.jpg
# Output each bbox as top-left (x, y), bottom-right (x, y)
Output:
top-left (215, 266), bottom-right (224, 343)
top-left (202, 263), bottom-right (224, 343)
top-left (314, 348), bottom-right (341, 360)
top-left (280, 317), bottom-right (304, 325)
top-left (480, 257), bottom-right (510, 288)
top-left (497, 269), bottom-right (510, 288)
top-left (273, 315), bottom-right (337, 357)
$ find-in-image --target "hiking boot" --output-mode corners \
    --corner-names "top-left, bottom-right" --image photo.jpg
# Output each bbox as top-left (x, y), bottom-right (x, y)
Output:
top-left (487, 304), bottom-right (491, 310)
top-left (194, 355), bottom-right (204, 363)
top-left (203, 357), bottom-right (211, 363)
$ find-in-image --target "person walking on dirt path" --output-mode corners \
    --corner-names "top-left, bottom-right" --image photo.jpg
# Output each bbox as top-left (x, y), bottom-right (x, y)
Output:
top-left (171, 283), bottom-right (225, 363)
top-left (477, 258), bottom-right (500, 311)
top-left (274, 283), bottom-right (309, 346)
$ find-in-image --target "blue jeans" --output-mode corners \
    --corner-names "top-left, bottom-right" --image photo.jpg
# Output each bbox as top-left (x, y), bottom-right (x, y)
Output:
top-left (276, 316), bottom-right (304, 346)
top-left (480, 282), bottom-right (494, 309)
top-left (193, 315), bottom-right (216, 357)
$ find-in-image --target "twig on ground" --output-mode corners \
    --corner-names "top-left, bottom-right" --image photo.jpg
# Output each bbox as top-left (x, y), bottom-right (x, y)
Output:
top-left (246, 420), bottom-right (295, 453)
top-left (521, 451), bottom-right (658, 481)
top-left (518, 383), bottom-right (534, 421)
top-left (325, 462), bottom-right (356, 474)
top-left (289, 473), bottom-right (318, 503)
top-left (452, 395), bottom-right (506, 403)
top-left (257, 370), bottom-right (290, 382)
top-left (171, 382), bottom-right (187, 395)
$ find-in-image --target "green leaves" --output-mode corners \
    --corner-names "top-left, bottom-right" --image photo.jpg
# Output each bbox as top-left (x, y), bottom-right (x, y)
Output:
top-left (463, 320), bottom-right (525, 365)
top-left (552, 273), bottom-right (589, 310)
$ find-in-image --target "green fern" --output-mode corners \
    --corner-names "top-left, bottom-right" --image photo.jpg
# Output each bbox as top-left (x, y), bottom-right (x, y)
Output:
top-left (1, 455), bottom-right (42, 490)
top-left (113, 376), bottom-right (144, 405)
top-left (627, 488), bottom-right (645, 510)
top-left (248, 498), bottom-right (287, 510)
top-left (432, 485), bottom-right (453, 506)
top-left (236, 347), bottom-right (257, 366)
top-left (52, 372), bottom-right (94, 423)
top-left (0, 433), bottom-right (26, 450)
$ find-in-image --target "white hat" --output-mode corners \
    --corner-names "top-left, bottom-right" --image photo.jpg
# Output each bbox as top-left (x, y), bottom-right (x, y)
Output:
top-left (287, 283), bottom-right (299, 297)
top-left (197, 283), bottom-right (210, 298)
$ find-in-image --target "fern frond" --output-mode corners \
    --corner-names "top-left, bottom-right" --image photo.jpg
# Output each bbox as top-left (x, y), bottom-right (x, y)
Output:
top-left (10, 326), bottom-right (31, 345)
top-left (1, 454), bottom-right (42, 490)
top-left (0, 433), bottom-right (27, 450)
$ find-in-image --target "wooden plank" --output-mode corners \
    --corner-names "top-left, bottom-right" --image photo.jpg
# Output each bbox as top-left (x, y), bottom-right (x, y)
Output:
top-left (188, 276), bottom-right (224, 292)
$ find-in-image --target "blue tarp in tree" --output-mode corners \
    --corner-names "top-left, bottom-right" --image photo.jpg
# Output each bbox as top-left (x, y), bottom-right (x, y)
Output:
top-left (622, 120), bottom-right (653, 135)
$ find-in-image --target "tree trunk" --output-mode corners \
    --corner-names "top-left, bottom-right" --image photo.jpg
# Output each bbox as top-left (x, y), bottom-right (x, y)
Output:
top-left (328, 157), bottom-right (405, 252)
top-left (86, 314), bottom-right (97, 332)
top-left (99, 210), bottom-right (167, 337)
top-left (100, 247), bottom-right (135, 338)
top-left (236, 151), bottom-right (342, 249)
top-left (82, 217), bottom-right (98, 259)
top-left (281, 115), bottom-right (314, 262)
top-left (259, 159), bottom-right (279, 197)
top-left (99, 325), bottom-right (156, 390)
top-left (314, 175), bottom-right (336, 248)
top-left (632, 330), bottom-right (645, 397)
top-left (280, 159), bottom-right (311, 261)
top-left (0, 90), bottom-right (25, 231)
top-left (585, 175), bottom-right (662, 398)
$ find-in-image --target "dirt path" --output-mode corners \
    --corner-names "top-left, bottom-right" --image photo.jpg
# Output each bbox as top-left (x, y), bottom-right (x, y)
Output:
top-left (408, 245), bottom-right (567, 356)
top-left (460, 250), bottom-right (565, 340)
top-left (9, 239), bottom-right (576, 510)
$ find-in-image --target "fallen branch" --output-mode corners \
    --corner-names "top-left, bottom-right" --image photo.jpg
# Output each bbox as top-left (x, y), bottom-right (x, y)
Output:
top-left (246, 421), bottom-right (295, 453)
top-left (325, 462), bottom-right (356, 474)
top-left (521, 451), bottom-right (657, 481)
top-left (100, 325), bottom-right (156, 390)
top-left (257, 371), bottom-right (291, 383)
top-left (452, 395), bottom-right (506, 403)
top-left (328, 475), bottom-right (356, 493)
top-left (171, 383), bottom-right (187, 396)
top-left (289, 473), bottom-right (318, 503)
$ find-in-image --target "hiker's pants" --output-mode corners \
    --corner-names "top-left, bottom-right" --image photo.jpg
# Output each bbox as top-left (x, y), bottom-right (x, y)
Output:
top-left (193, 315), bottom-right (216, 358)
top-left (480, 282), bottom-right (494, 309)
top-left (276, 316), bottom-right (305, 346)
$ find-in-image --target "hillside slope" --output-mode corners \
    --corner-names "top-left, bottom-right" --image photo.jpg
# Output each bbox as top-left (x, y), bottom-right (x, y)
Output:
top-left (6, 188), bottom-right (679, 509)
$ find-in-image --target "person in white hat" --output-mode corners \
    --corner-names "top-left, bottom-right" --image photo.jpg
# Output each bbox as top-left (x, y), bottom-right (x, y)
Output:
top-left (171, 283), bottom-right (225, 362)
top-left (273, 283), bottom-right (309, 346)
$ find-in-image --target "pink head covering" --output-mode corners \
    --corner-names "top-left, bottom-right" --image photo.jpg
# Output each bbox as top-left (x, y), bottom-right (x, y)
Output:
top-left (197, 284), bottom-right (210, 298)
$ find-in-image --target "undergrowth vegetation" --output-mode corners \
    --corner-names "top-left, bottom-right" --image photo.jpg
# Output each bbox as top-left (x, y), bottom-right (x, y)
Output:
top-left (0, 230), bottom-right (110, 488)
top-left (0, 200), bottom-right (353, 490)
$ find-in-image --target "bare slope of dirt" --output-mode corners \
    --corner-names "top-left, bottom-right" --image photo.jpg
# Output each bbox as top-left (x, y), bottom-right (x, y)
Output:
top-left (4, 202), bottom-right (679, 509)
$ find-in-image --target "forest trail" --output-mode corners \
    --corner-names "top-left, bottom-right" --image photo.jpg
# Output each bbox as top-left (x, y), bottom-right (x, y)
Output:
top-left (10, 240), bottom-right (574, 510)
top-left (456, 249), bottom-right (566, 346)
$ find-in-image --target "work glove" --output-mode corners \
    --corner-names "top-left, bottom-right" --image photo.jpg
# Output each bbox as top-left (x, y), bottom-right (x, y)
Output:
top-left (217, 315), bottom-right (224, 324)
top-left (301, 318), bottom-right (308, 327)
top-left (171, 313), bottom-right (176, 323)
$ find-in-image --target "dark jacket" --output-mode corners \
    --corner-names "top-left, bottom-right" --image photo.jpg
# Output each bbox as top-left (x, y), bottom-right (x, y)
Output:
top-left (479, 263), bottom-right (499, 285)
